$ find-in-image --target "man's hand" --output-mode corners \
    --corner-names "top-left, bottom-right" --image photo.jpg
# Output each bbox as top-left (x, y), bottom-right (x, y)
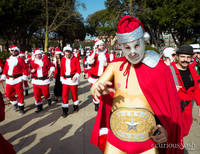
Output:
top-left (48, 72), bottom-right (54, 81)
top-left (176, 85), bottom-right (182, 92)
top-left (31, 69), bottom-right (36, 73)
top-left (94, 81), bottom-right (115, 102)
top-left (151, 125), bottom-right (168, 144)
top-left (72, 76), bottom-right (77, 82)
top-left (199, 108), bottom-right (200, 118)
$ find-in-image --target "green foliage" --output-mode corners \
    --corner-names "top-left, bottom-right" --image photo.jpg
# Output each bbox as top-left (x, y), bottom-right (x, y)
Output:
top-left (143, 0), bottom-right (200, 45)
top-left (0, 0), bottom-right (86, 50)
top-left (145, 46), bottom-right (160, 54)
top-left (101, 0), bottom-right (200, 48)
top-left (56, 15), bottom-right (86, 46)
top-left (0, 51), bottom-right (10, 62)
top-left (86, 9), bottom-right (116, 37)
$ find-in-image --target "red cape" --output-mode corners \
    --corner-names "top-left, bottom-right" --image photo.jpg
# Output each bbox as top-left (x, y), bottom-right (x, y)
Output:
top-left (91, 57), bottom-right (184, 154)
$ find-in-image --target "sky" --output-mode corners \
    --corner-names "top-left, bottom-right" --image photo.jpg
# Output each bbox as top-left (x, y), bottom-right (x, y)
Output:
top-left (78, 0), bottom-right (106, 20)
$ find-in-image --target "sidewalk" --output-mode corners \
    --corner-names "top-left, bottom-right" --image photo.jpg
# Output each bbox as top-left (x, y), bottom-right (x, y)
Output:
top-left (0, 75), bottom-right (199, 154)
top-left (0, 76), bottom-right (101, 154)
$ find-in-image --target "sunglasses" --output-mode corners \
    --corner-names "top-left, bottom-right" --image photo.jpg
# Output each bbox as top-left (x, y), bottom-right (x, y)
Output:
top-left (172, 54), bottom-right (176, 57)
top-left (11, 50), bottom-right (18, 52)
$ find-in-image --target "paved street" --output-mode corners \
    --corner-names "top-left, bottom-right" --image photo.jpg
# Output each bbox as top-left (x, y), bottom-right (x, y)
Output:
top-left (0, 74), bottom-right (199, 154)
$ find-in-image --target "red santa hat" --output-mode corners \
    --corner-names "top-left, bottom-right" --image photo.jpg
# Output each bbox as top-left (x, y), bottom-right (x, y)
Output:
top-left (94, 40), bottom-right (104, 47)
top-left (55, 47), bottom-right (62, 55)
top-left (34, 49), bottom-right (42, 55)
top-left (63, 44), bottom-right (72, 52)
top-left (19, 51), bottom-right (25, 57)
top-left (9, 45), bottom-right (20, 52)
top-left (32, 48), bottom-right (39, 55)
top-left (163, 47), bottom-right (175, 58)
top-left (116, 16), bottom-right (150, 44)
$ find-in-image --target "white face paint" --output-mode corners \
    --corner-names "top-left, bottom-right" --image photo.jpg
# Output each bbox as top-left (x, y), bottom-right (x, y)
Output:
top-left (121, 38), bottom-right (145, 64)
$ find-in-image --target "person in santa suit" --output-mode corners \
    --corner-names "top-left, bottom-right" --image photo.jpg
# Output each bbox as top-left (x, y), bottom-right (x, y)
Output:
top-left (19, 51), bottom-right (30, 96)
top-left (60, 45), bottom-right (81, 117)
top-left (171, 45), bottom-right (200, 137)
top-left (87, 40), bottom-right (110, 111)
top-left (52, 47), bottom-right (63, 102)
top-left (82, 50), bottom-right (91, 79)
top-left (73, 48), bottom-right (81, 62)
top-left (0, 45), bottom-right (28, 115)
top-left (25, 50), bottom-right (31, 61)
top-left (90, 16), bottom-right (184, 154)
top-left (109, 50), bottom-right (116, 62)
top-left (30, 49), bottom-right (55, 113)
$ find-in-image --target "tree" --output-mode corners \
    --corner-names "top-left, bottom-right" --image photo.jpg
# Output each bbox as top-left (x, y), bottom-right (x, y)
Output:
top-left (56, 15), bottom-right (86, 47)
top-left (104, 0), bottom-right (200, 47)
top-left (0, 0), bottom-right (42, 51)
top-left (43, 0), bottom-right (85, 52)
top-left (143, 0), bottom-right (200, 46)
top-left (86, 9), bottom-right (118, 48)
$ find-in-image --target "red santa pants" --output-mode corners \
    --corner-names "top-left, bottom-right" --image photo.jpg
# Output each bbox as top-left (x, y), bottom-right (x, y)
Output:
top-left (83, 68), bottom-right (88, 74)
top-left (33, 84), bottom-right (50, 104)
top-left (91, 83), bottom-right (99, 104)
top-left (23, 80), bottom-right (29, 90)
top-left (62, 84), bottom-right (78, 104)
top-left (6, 82), bottom-right (24, 106)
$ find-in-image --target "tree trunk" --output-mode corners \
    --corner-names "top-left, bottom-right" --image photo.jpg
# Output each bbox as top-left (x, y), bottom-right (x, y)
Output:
top-left (44, 0), bottom-right (49, 52)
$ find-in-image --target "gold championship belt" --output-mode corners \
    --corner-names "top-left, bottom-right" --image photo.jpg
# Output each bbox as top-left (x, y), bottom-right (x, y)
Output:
top-left (110, 107), bottom-right (156, 142)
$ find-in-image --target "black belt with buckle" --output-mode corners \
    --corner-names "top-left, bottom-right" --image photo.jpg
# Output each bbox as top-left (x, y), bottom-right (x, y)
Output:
top-left (34, 76), bottom-right (48, 80)
top-left (64, 74), bottom-right (75, 78)
top-left (181, 101), bottom-right (191, 112)
top-left (8, 73), bottom-right (23, 78)
top-left (91, 74), bottom-right (100, 79)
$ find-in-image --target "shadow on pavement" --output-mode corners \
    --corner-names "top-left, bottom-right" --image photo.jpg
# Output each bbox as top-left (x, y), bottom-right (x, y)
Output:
top-left (22, 117), bottom-right (101, 154)
top-left (0, 104), bottom-right (61, 140)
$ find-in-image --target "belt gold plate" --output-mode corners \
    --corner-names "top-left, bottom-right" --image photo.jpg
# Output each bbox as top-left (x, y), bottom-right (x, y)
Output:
top-left (110, 107), bottom-right (156, 142)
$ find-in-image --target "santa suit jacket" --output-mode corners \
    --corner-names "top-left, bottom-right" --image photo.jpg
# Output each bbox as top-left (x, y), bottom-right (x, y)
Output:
top-left (73, 52), bottom-right (81, 61)
top-left (91, 56), bottom-right (184, 154)
top-left (30, 57), bottom-right (55, 85)
top-left (60, 56), bottom-right (81, 85)
top-left (87, 50), bottom-right (110, 84)
top-left (1, 56), bottom-right (28, 85)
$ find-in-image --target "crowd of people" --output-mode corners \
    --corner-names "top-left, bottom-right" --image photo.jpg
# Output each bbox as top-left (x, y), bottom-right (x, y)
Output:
top-left (0, 41), bottom-right (119, 116)
top-left (0, 15), bottom-right (200, 154)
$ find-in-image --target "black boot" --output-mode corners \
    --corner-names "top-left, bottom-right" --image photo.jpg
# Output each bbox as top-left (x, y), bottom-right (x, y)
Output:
top-left (47, 98), bottom-right (52, 106)
top-left (62, 107), bottom-right (68, 118)
top-left (84, 74), bottom-right (86, 79)
top-left (13, 104), bottom-right (18, 112)
top-left (25, 90), bottom-right (29, 96)
top-left (94, 104), bottom-right (99, 112)
top-left (53, 96), bottom-right (58, 102)
top-left (19, 106), bottom-right (25, 115)
top-left (73, 105), bottom-right (79, 112)
top-left (35, 104), bottom-right (43, 113)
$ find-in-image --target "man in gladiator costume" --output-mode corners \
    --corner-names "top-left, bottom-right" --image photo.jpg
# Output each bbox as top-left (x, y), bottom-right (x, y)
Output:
top-left (90, 16), bottom-right (184, 154)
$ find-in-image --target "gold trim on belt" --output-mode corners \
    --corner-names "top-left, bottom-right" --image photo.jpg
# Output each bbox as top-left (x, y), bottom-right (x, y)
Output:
top-left (110, 107), bottom-right (156, 142)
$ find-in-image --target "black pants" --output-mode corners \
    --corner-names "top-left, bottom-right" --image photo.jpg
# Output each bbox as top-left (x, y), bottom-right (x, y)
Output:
top-left (54, 76), bottom-right (62, 97)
